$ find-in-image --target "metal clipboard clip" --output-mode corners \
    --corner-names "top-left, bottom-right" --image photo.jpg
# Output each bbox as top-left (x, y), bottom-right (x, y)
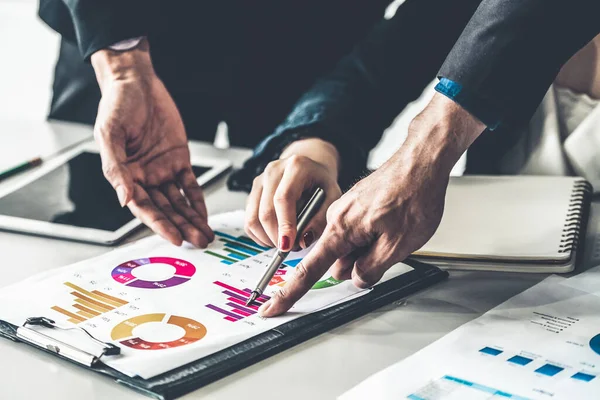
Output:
top-left (16, 317), bottom-right (120, 367)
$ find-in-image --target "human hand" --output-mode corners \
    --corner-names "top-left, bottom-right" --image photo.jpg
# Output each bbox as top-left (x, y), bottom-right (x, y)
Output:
top-left (245, 138), bottom-right (342, 251)
top-left (91, 39), bottom-right (213, 247)
top-left (259, 93), bottom-right (486, 316)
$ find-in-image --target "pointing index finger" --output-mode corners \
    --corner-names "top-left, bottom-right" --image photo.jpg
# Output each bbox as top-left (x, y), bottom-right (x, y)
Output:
top-left (259, 227), bottom-right (351, 317)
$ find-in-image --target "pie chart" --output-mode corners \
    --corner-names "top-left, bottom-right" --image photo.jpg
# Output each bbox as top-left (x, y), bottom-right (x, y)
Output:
top-left (111, 313), bottom-right (207, 350)
top-left (111, 257), bottom-right (196, 289)
top-left (590, 334), bottom-right (600, 355)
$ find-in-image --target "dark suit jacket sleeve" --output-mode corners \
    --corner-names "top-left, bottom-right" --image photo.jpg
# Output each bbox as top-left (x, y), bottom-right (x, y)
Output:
top-left (39, 0), bottom-right (157, 60)
top-left (227, 0), bottom-right (482, 192)
top-left (438, 0), bottom-right (600, 130)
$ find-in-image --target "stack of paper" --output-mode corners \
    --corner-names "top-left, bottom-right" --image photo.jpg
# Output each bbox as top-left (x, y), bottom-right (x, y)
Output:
top-left (341, 267), bottom-right (600, 400)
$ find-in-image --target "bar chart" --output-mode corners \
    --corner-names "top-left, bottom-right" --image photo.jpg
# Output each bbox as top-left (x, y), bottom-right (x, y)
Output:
top-left (51, 282), bottom-right (128, 324)
top-left (205, 280), bottom-right (271, 322)
top-left (479, 346), bottom-right (503, 356)
top-left (477, 346), bottom-right (597, 382)
top-left (507, 355), bottom-right (533, 366)
top-left (205, 231), bottom-right (269, 265)
top-left (535, 363), bottom-right (564, 377)
top-left (572, 372), bottom-right (596, 382)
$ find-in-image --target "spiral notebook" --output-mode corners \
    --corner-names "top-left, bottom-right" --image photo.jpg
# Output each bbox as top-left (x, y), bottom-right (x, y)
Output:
top-left (412, 176), bottom-right (592, 273)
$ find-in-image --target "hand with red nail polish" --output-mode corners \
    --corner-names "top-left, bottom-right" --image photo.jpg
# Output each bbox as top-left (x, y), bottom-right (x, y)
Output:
top-left (259, 94), bottom-right (487, 318)
top-left (244, 138), bottom-right (342, 250)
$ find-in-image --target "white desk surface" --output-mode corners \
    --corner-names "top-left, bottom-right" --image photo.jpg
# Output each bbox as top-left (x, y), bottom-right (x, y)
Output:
top-left (1, 121), bottom-right (599, 400)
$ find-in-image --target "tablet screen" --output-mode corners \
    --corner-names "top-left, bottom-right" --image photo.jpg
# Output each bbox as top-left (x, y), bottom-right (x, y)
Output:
top-left (0, 152), bottom-right (209, 232)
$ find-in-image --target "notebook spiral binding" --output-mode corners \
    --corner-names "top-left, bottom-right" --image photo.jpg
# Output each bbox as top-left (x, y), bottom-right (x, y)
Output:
top-left (558, 180), bottom-right (593, 254)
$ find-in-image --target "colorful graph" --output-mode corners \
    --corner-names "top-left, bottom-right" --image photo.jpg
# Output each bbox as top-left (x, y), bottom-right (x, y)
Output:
top-left (206, 231), bottom-right (269, 265)
top-left (207, 231), bottom-right (343, 290)
top-left (269, 256), bottom-right (343, 290)
top-left (51, 282), bottom-right (128, 324)
top-left (111, 257), bottom-right (196, 289)
top-left (267, 268), bottom-right (290, 287)
top-left (283, 257), bottom-right (302, 268)
top-left (206, 281), bottom-right (270, 322)
top-left (475, 346), bottom-right (595, 384)
top-left (111, 313), bottom-right (206, 350)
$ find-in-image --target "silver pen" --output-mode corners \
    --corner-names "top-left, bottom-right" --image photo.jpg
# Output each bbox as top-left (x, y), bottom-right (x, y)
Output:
top-left (246, 187), bottom-right (326, 306)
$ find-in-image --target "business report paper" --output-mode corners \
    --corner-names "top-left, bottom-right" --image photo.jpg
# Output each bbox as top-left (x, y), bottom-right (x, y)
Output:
top-left (0, 211), bottom-right (377, 379)
top-left (341, 273), bottom-right (600, 400)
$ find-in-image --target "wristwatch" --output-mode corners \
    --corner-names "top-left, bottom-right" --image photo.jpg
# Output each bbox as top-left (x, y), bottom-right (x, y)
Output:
top-left (108, 36), bottom-right (145, 51)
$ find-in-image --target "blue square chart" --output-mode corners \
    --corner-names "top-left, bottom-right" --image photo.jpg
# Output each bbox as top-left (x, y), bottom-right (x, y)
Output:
top-left (572, 372), bottom-right (596, 382)
top-left (535, 364), bottom-right (564, 377)
top-left (507, 355), bottom-right (533, 366)
top-left (479, 347), bottom-right (503, 356)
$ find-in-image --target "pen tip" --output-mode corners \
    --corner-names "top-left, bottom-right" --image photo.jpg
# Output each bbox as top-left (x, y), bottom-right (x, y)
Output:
top-left (246, 292), bottom-right (258, 307)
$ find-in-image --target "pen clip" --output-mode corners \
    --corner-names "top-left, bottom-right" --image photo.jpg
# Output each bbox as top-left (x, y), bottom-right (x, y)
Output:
top-left (16, 316), bottom-right (120, 367)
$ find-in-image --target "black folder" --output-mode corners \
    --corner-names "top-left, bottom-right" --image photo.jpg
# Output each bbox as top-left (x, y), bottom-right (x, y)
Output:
top-left (0, 259), bottom-right (447, 400)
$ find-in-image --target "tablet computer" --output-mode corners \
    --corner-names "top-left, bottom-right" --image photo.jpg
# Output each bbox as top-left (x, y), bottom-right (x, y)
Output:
top-left (0, 141), bottom-right (231, 245)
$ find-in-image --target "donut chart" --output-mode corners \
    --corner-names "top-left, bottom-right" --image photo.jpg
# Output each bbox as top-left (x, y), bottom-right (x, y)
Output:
top-left (590, 334), bottom-right (600, 355)
top-left (111, 257), bottom-right (195, 289)
top-left (111, 313), bottom-right (207, 350)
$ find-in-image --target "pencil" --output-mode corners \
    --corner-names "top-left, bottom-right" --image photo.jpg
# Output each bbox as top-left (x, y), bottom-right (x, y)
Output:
top-left (0, 157), bottom-right (42, 182)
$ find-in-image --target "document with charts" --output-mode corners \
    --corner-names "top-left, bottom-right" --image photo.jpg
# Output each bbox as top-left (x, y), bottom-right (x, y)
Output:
top-left (0, 211), bottom-right (370, 379)
top-left (341, 272), bottom-right (600, 400)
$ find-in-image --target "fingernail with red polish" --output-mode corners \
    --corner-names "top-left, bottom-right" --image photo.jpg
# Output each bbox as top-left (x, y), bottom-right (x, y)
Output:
top-left (302, 231), bottom-right (315, 248)
top-left (279, 235), bottom-right (291, 251)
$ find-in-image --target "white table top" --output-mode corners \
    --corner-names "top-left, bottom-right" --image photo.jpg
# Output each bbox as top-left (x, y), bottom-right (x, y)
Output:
top-left (1, 120), bottom-right (599, 400)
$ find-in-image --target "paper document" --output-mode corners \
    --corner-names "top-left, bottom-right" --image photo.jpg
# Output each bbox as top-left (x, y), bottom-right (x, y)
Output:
top-left (341, 272), bottom-right (600, 400)
top-left (0, 211), bottom-right (377, 379)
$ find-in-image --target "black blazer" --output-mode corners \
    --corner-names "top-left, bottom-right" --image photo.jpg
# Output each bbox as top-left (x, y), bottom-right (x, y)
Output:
top-left (229, 0), bottom-right (600, 191)
top-left (39, 0), bottom-right (390, 146)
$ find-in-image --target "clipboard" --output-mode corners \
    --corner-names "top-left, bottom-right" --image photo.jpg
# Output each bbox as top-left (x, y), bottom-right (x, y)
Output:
top-left (0, 259), bottom-right (447, 400)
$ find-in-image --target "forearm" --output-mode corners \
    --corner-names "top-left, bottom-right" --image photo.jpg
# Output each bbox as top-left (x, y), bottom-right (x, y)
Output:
top-left (394, 93), bottom-right (486, 174)
top-left (90, 38), bottom-right (155, 90)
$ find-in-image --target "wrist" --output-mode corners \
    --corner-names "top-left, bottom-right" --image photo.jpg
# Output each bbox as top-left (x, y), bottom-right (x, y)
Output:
top-left (280, 138), bottom-right (341, 178)
top-left (91, 38), bottom-right (155, 90)
top-left (399, 92), bottom-right (486, 173)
